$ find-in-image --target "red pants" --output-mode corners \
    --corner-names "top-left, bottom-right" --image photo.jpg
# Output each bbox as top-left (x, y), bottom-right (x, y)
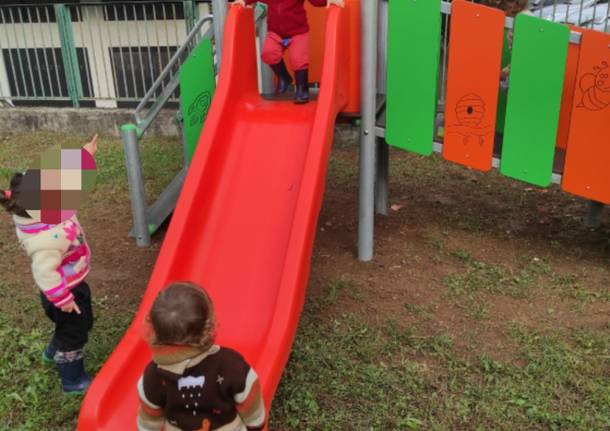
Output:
top-left (261, 31), bottom-right (309, 71)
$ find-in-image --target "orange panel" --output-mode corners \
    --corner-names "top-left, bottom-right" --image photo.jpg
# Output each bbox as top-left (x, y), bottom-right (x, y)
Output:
top-left (290, 0), bottom-right (360, 113)
top-left (303, 2), bottom-right (327, 83)
top-left (556, 25), bottom-right (582, 150)
top-left (562, 30), bottom-right (610, 203)
top-left (443, 0), bottom-right (505, 171)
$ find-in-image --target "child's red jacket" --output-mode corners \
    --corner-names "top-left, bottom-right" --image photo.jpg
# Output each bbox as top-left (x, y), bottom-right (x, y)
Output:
top-left (245, 0), bottom-right (327, 38)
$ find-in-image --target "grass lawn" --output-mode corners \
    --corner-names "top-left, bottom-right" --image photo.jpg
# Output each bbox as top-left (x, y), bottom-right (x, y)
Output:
top-left (0, 131), bottom-right (608, 430)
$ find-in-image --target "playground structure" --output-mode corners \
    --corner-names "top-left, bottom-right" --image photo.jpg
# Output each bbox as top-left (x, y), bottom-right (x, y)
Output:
top-left (368, 0), bottom-right (610, 260)
top-left (121, 0), bottom-right (359, 247)
top-left (78, 1), bottom-right (360, 429)
top-left (77, 0), bottom-right (610, 428)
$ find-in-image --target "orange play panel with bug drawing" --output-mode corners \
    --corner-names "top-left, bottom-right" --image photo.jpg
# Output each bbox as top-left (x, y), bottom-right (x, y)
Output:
top-left (442, 0), bottom-right (505, 171)
top-left (562, 30), bottom-right (610, 203)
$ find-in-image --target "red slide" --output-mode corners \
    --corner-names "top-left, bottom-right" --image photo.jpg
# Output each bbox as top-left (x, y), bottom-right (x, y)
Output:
top-left (78, 4), bottom-right (352, 429)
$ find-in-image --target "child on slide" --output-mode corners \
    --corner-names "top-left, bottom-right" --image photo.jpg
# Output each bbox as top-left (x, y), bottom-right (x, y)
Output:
top-left (234, 0), bottom-right (345, 104)
top-left (137, 282), bottom-right (266, 431)
top-left (0, 135), bottom-right (98, 394)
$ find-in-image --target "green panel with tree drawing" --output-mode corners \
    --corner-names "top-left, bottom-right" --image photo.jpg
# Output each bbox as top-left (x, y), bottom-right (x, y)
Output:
top-left (180, 38), bottom-right (216, 163)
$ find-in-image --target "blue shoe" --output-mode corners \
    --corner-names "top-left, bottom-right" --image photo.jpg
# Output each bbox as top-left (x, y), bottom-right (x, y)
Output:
top-left (42, 343), bottom-right (56, 364)
top-left (55, 350), bottom-right (92, 395)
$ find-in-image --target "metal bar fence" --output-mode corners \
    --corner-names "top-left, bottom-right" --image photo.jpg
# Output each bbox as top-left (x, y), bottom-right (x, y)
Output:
top-left (0, 1), bottom-right (213, 106)
top-left (1, 1), bottom-right (605, 107)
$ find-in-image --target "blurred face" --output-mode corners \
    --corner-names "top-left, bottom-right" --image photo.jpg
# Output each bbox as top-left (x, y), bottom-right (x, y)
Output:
top-left (16, 146), bottom-right (96, 223)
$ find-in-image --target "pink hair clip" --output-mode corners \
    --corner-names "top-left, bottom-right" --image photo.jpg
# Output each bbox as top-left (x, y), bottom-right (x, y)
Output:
top-left (3, 190), bottom-right (12, 199)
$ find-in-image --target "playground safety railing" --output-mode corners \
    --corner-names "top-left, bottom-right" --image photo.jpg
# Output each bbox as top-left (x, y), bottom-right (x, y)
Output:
top-left (121, 10), bottom-right (214, 247)
top-left (359, 0), bottom-right (610, 261)
top-left (133, 13), bottom-right (214, 134)
top-left (438, 0), bottom-right (609, 108)
top-left (374, 1), bottom-right (609, 107)
top-left (122, 1), bottom-right (269, 246)
top-left (0, 1), bottom-right (212, 108)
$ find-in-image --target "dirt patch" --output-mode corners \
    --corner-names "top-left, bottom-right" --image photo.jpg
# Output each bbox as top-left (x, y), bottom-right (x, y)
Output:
top-left (308, 147), bottom-right (610, 364)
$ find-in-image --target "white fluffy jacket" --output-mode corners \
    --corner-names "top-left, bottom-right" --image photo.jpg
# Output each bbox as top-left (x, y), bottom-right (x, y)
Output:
top-left (13, 214), bottom-right (91, 308)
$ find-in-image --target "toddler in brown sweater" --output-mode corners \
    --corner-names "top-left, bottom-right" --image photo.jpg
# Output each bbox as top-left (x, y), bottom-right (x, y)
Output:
top-left (137, 283), bottom-right (266, 431)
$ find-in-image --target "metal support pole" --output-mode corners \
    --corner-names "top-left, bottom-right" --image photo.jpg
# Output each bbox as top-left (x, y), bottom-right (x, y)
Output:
top-left (258, 10), bottom-right (274, 95)
top-left (375, 0), bottom-right (389, 216)
top-left (585, 200), bottom-right (604, 229)
top-left (55, 4), bottom-right (83, 108)
top-left (211, 0), bottom-right (227, 67)
top-left (122, 124), bottom-right (151, 247)
top-left (375, 138), bottom-right (389, 215)
top-left (377, 0), bottom-right (388, 95)
top-left (358, 0), bottom-right (378, 261)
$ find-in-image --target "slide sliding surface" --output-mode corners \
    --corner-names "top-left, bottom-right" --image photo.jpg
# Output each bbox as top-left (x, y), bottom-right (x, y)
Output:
top-left (77, 4), bottom-right (350, 430)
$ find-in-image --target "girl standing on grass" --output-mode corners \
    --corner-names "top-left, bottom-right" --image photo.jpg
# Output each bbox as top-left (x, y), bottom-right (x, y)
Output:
top-left (233, 0), bottom-right (345, 104)
top-left (137, 282), bottom-right (266, 431)
top-left (0, 135), bottom-right (98, 394)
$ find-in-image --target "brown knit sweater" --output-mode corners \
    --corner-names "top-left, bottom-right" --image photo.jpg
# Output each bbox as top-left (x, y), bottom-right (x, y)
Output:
top-left (137, 344), bottom-right (266, 431)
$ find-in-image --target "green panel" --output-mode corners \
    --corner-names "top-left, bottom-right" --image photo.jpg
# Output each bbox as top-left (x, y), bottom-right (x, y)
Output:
top-left (179, 38), bottom-right (216, 163)
top-left (500, 14), bottom-right (568, 187)
top-left (386, 0), bottom-right (441, 155)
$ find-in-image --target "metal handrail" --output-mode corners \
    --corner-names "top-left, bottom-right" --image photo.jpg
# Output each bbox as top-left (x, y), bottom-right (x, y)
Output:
top-left (133, 4), bottom-right (267, 134)
top-left (134, 14), bottom-right (214, 132)
top-left (123, 2), bottom-right (268, 247)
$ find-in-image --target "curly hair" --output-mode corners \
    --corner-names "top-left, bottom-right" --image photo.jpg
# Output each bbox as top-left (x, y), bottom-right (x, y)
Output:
top-left (149, 282), bottom-right (216, 350)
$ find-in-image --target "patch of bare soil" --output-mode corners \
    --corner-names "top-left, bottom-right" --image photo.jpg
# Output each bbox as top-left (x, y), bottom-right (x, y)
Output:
top-left (309, 147), bottom-right (610, 363)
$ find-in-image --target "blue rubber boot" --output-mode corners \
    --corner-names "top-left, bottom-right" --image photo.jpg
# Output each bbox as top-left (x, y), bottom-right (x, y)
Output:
top-left (270, 60), bottom-right (293, 94)
top-left (55, 350), bottom-right (92, 395)
top-left (294, 69), bottom-right (310, 104)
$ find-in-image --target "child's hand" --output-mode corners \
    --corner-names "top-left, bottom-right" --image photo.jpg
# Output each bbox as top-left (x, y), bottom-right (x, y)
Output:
top-left (83, 134), bottom-right (99, 157)
top-left (61, 300), bottom-right (81, 314)
top-left (327, 0), bottom-right (345, 7)
top-left (233, 0), bottom-right (247, 7)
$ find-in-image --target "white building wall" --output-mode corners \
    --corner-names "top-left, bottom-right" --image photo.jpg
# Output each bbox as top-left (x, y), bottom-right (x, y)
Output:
top-left (0, 2), bottom-right (213, 108)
